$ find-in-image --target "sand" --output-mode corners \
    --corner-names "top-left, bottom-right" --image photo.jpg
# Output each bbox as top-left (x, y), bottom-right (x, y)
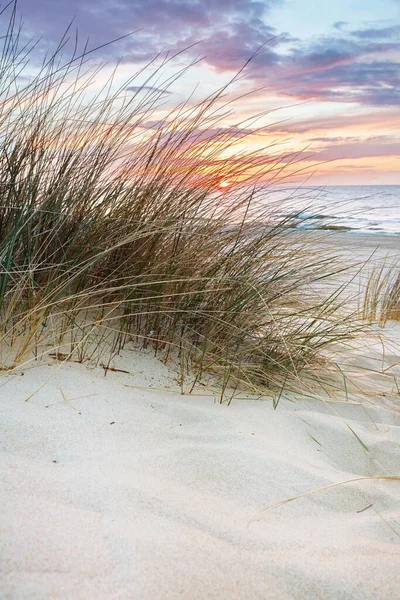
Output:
top-left (1, 233), bottom-right (400, 600)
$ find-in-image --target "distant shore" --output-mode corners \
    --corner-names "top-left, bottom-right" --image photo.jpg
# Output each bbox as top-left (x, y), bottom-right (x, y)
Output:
top-left (298, 230), bottom-right (400, 262)
top-left (317, 230), bottom-right (400, 250)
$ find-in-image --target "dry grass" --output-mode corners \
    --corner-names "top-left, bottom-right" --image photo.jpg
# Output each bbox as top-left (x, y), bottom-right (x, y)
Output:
top-left (0, 2), bottom-right (366, 396)
top-left (362, 258), bottom-right (400, 325)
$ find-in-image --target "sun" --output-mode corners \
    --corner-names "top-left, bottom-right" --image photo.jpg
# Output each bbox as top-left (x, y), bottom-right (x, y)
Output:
top-left (218, 180), bottom-right (230, 189)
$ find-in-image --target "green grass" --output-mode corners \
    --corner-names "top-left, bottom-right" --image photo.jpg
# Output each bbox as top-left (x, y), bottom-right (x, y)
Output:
top-left (0, 1), bottom-right (367, 396)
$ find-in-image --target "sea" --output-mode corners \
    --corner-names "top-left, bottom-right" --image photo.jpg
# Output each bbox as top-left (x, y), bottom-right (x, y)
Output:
top-left (264, 185), bottom-right (400, 236)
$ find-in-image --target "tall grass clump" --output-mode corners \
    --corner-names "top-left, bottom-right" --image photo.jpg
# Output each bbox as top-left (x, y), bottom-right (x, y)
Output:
top-left (0, 2), bottom-right (365, 395)
top-left (363, 258), bottom-right (400, 325)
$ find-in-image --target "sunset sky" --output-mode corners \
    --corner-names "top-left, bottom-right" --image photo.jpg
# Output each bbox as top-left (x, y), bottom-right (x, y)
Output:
top-left (12, 0), bottom-right (400, 185)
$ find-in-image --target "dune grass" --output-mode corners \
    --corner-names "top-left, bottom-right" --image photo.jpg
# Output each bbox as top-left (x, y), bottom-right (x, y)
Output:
top-left (362, 258), bottom-right (400, 325)
top-left (0, 2), bottom-right (367, 396)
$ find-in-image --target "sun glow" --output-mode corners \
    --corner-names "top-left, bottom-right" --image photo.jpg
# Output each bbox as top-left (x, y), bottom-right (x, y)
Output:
top-left (218, 180), bottom-right (230, 188)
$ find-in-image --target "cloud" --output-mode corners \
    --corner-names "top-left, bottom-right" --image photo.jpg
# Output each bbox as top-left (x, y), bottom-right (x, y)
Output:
top-left (310, 136), bottom-right (360, 143)
top-left (140, 121), bottom-right (256, 144)
top-left (351, 24), bottom-right (400, 39)
top-left (3, 0), bottom-right (400, 110)
top-left (274, 60), bottom-right (400, 106)
top-left (238, 23), bottom-right (400, 108)
top-left (267, 110), bottom-right (400, 134)
top-left (304, 141), bottom-right (400, 161)
top-left (13, 0), bottom-right (280, 60)
top-left (175, 20), bottom-right (283, 72)
top-left (125, 85), bottom-right (172, 95)
top-left (333, 21), bottom-right (348, 31)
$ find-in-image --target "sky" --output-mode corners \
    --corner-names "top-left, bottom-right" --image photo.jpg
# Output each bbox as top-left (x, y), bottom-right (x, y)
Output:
top-left (7, 0), bottom-right (400, 185)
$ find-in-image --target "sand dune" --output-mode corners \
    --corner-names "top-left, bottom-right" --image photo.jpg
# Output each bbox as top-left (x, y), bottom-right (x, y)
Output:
top-left (1, 325), bottom-right (400, 599)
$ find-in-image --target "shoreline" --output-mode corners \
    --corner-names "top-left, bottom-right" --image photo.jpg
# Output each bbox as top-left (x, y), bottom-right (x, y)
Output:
top-left (312, 230), bottom-right (400, 248)
top-left (296, 230), bottom-right (400, 262)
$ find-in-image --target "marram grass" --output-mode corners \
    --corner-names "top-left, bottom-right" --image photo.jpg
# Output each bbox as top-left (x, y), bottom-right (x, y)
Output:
top-left (363, 257), bottom-right (400, 325)
top-left (0, 1), bottom-right (367, 397)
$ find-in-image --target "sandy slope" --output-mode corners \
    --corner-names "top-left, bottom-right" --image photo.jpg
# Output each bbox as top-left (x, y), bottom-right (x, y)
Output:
top-left (1, 327), bottom-right (400, 600)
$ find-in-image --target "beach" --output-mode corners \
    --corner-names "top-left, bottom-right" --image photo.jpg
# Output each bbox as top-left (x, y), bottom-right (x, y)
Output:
top-left (0, 0), bottom-right (399, 595)
top-left (320, 231), bottom-right (399, 252)
top-left (1, 230), bottom-right (399, 600)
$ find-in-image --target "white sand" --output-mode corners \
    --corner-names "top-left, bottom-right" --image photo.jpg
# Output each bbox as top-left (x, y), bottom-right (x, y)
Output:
top-left (1, 321), bottom-right (400, 599)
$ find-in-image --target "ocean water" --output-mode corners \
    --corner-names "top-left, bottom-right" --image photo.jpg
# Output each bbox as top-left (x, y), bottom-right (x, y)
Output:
top-left (266, 185), bottom-right (400, 236)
